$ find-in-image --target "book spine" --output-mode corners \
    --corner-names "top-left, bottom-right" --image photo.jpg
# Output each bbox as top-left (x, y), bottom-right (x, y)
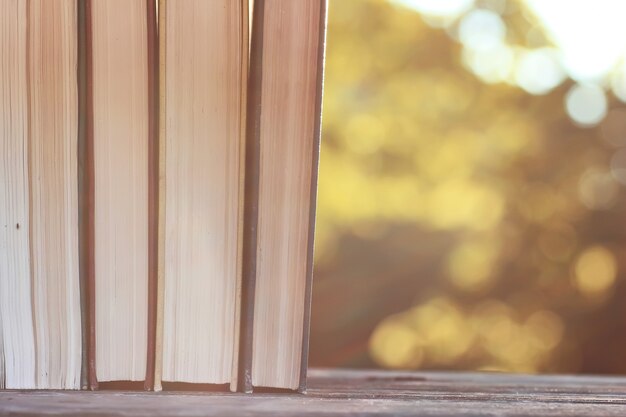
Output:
top-left (82, 0), bottom-right (98, 392)
top-left (145, 0), bottom-right (159, 392)
top-left (238, 0), bottom-right (266, 394)
top-left (298, 0), bottom-right (329, 394)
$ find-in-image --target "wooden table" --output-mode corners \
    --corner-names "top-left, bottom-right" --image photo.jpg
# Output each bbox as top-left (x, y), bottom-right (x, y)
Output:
top-left (2, 368), bottom-right (626, 416)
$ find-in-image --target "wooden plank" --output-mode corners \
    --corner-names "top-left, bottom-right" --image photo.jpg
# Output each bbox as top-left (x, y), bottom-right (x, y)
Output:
top-left (3, 369), bottom-right (626, 416)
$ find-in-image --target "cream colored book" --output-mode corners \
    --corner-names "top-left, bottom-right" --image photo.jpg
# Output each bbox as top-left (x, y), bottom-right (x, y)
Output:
top-left (239, 0), bottom-right (327, 392)
top-left (0, 0), bottom-right (81, 389)
top-left (88, 0), bottom-right (152, 385)
top-left (157, 0), bottom-right (248, 389)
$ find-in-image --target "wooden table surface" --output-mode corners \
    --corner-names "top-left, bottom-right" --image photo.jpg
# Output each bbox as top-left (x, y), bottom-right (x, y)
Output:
top-left (2, 368), bottom-right (626, 416)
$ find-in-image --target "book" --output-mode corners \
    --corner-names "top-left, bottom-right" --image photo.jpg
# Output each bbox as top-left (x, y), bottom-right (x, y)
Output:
top-left (0, 0), bottom-right (82, 389)
top-left (156, 0), bottom-right (248, 391)
top-left (1, 0), bottom-right (325, 392)
top-left (83, 0), bottom-right (157, 389)
top-left (157, 0), bottom-right (248, 385)
top-left (239, 0), bottom-right (327, 392)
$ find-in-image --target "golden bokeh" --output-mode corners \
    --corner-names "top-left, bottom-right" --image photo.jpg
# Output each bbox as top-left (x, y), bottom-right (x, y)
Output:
top-left (447, 239), bottom-right (499, 291)
top-left (311, 0), bottom-right (626, 375)
top-left (370, 319), bottom-right (424, 369)
top-left (368, 298), bottom-right (566, 372)
top-left (573, 246), bottom-right (617, 296)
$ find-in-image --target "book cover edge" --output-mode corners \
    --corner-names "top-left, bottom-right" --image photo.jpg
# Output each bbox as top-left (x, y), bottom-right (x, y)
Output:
top-left (154, 0), bottom-right (166, 393)
top-left (77, 0), bottom-right (90, 391)
top-left (298, 0), bottom-right (328, 394)
top-left (145, 0), bottom-right (159, 392)
top-left (237, 0), bottom-right (265, 394)
top-left (83, 0), bottom-right (98, 391)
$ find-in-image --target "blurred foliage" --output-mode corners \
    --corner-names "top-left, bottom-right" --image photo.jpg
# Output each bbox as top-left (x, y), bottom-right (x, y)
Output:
top-left (310, 0), bottom-right (626, 374)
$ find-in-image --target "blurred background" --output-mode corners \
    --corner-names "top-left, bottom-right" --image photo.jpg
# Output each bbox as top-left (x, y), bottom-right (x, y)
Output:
top-left (310, 0), bottom-right (626, 374)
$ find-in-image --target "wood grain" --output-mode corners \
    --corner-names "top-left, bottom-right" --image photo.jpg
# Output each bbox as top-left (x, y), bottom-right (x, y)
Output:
top-left (3, 369), bottom-right (626, 416)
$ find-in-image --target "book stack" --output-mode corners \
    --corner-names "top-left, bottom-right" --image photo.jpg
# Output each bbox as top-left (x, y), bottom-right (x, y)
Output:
top-left (0, 0), bottom-right (326, 393)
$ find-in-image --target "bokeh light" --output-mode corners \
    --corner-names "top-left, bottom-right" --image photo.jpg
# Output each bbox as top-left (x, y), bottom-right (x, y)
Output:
top-left (525, 0), bottom-right (626, 82)
top-left (401, 0), bottom-right (626, 125)
top-left (514, 48), bottom-right (565, 95)
top-left (573, 246), bottom-right (617, 297)
top-left (565, 84), bottom-right (607, 127)
top-left (396, 0), bottom-right (474, 19)
top-left (610, 149), bottom-right (626, 186)
top-left (578, 169), bottom-right (619, 210)
top-left (311, 0), bottom-right (626, 376)
top-left (461, 44), bottom-right (514, 84)
top-left (370, 319), bottom-right (424, 368)
top-left (458, 10), bottom-right (505, 51)
top-left (447, 240), bottom-right (499, 291)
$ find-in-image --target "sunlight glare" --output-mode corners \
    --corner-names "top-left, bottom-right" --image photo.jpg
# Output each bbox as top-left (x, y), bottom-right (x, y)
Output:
top-left (396, 0), bottom-right (474, 18)
top-left (524, 0), bottom-right (626, 82)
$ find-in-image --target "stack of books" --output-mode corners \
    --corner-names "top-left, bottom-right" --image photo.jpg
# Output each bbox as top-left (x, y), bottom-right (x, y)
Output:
top-left (0, 0), bottom-right (326, 393)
